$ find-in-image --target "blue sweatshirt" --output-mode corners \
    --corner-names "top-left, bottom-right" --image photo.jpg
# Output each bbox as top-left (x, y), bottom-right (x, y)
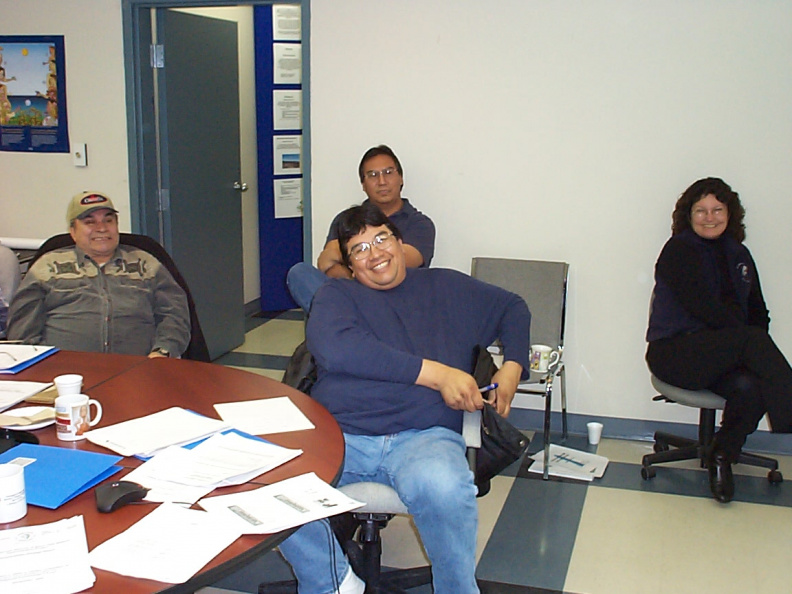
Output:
top-left (307, 268), bottom-right (531, 435)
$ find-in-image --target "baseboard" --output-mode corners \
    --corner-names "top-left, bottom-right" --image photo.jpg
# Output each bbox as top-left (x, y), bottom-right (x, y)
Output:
top-left (509, 408), bottom-right (792, 456)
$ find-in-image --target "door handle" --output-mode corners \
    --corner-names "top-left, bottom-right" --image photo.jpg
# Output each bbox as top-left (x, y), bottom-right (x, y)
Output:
top-left (233, 181), bottom-right (248, 192)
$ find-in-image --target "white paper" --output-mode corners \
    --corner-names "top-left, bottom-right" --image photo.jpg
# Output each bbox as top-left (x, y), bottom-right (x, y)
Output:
top-left (273, 43), bottom-right (302, 84)
top-left (273, 135), bottom-right (302, 175)
top-left (528, 445), bottom-right (609, 481)
top-left (88, 503), bottom-right (241, 584)
top-left (273, 178), bottom-right (303, 219)
top-left (273, 90), bottom-right (302, 130)
top-left (272, 4), bottom-right (301, 41)
top-left (214, 397), bottom-right (315, 435)
top-left (85, 407), bottom-right (229, 457)
top-left (199, 472), bottom-right (364, 534)
top-left (123, 447), bottom-right (216, 505)
top-left (0, 380), bottom-right (52, 411)
top-left (0, 515), bottom-right (95, 594)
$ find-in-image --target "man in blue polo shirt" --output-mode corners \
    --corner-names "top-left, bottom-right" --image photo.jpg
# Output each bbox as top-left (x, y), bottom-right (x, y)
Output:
top-left (286, 144), bottom-right (436, 311)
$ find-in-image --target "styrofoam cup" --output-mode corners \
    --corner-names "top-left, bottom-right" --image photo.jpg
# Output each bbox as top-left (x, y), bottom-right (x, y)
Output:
top-left (53, 374), bottom-right (83, 396)
top-left (587, 422), bottom-right (604, 445)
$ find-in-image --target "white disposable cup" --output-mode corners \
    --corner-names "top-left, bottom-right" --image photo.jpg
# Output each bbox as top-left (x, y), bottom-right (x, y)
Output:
top-left (53, 374), bottom-right (84, 396)
top-left (587, 422), bottom-right (604, 445)
top-left (54, 394), bottom-right (103, 441)
top-left (0, 464), bottom-right (26, 523)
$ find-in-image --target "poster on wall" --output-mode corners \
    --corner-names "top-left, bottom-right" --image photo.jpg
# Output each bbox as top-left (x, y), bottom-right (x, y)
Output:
top-left (273, 135), bottom-right (302, 175)
top-left (0, 35), bottom-right (69, 153)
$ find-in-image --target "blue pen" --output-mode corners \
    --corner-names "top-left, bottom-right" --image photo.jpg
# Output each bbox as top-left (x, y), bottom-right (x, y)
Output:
top-left (479, 382), bottom-right (498, 392)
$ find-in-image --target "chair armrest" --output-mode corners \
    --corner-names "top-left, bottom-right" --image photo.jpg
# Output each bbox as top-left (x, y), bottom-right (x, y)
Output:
top-left (462, 409), bottom-right (481, 448)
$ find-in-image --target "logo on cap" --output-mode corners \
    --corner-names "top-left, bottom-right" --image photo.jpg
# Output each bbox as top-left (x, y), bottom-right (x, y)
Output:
top-left (81, 194), bottom-right (109, 206)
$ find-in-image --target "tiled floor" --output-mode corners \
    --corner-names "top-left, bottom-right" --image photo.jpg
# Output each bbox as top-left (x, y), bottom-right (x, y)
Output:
top-left (205, 311), bottom-right (792, 594)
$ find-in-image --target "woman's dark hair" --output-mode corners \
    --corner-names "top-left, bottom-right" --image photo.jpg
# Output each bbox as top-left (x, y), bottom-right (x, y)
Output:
top-left (671, 177), bottom-right (746, 242)
top-left (336, 202), bottom-right (402, 268)
top-left (357, 144), bottom-right (403, 182)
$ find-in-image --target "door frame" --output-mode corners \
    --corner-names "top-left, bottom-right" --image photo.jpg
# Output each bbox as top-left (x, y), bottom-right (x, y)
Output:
top-left (120, 0), bottom-right (312, 259)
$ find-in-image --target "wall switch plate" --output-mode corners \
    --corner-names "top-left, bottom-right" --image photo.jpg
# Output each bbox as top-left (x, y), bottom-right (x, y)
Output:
top-left (73, 143), bottom-right (88, 167)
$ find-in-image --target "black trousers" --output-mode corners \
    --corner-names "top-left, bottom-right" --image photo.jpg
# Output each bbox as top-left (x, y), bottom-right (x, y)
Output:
top-left (647, 326), bottom-right (792, 462)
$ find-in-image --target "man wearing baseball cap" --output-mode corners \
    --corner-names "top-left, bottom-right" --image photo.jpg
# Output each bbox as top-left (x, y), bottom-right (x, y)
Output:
top-left (8, 191), bottom-right (190, 357)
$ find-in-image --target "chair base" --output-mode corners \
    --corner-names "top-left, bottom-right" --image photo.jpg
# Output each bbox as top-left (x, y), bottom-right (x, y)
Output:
top-left (259, 512), bottom-right (433, 594)
top-left (641, 408), bottom-right (782, 484)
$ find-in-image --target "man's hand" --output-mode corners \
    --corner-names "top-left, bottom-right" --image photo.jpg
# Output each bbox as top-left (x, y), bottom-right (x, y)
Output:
top-left (416, 360), bottom-right (484, 412)
top-left (317, 240), bottom-right (353, 279)
top-left (486, 361), bottom-right (523, 417)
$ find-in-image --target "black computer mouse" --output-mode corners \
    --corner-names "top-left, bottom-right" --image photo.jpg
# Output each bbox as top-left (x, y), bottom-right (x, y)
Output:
top-left (95, 480), bottom-right (150, 513)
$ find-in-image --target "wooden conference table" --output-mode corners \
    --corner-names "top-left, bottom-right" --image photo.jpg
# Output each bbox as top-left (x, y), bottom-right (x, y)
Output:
top-left (0, 350), bottom-right (346, 594)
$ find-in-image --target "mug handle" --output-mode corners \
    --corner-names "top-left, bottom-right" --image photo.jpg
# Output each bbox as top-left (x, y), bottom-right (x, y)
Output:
top-left (548, 351), bottom-right (560, 369)
top-left (88, 399), bottom-right (103, 427)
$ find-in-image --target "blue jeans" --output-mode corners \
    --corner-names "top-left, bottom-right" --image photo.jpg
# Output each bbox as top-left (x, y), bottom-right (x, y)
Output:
top-left (278, 426), bottom-right (480, 594)
top-left (286, 262), bottom-right (328, 313)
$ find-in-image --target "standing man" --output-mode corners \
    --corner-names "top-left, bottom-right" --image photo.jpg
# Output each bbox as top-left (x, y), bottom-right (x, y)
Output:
top-left (286, 144), bottom-right (436, 311)
top-left (8, 191), bottom-right (190, 357)
top-left (277, 203), bottom-right (531, 593)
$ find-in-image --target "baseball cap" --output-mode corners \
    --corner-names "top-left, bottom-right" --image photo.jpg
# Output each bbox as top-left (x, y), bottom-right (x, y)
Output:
top-left (66, 191), bottom-right (118, 224)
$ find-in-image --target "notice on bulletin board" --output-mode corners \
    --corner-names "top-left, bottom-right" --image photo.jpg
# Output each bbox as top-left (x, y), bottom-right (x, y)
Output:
top-left (273, 90), bottom-right (302, 131)
top-left (274, 178), bottom-right (303, 219)
top-left (0, 35), bottom-right (70, 153)
top-left (273, 43), bottom-right (302, 84)
top-left (272, 5), bottom-right (301, 41)
top-left (273, 135), bottom-right (302, 175)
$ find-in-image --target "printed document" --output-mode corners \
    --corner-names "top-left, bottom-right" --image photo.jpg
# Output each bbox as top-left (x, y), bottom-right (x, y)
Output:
top-left (528, 445), bottom-right (609, 481)
top-left (199, 472), bottom-right (363, 534)
top-left (85, 407), bottom-right (229, 457)
top-left (88, 503), bottom-right (241, 584)
top-left (0, 380), bottom-right (52, 411)
top-left (0, 515), bottom-right (95, 594)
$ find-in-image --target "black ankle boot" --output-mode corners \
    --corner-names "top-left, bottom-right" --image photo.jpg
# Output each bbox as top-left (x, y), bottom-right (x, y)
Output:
top-left (707, 446), bottom-right (734, 503)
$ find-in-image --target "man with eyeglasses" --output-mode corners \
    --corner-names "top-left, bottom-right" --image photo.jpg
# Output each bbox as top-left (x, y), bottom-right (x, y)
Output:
top-left (277, 203), bottom-right (530, 593)
top-left (8, 191), bottom-right (190, 358)
top-left (286, 144), bottom-right (436, 311)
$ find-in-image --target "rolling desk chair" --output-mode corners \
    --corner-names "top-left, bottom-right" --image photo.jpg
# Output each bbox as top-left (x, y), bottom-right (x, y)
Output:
top-left (641, 374), bottom-right (783, 485)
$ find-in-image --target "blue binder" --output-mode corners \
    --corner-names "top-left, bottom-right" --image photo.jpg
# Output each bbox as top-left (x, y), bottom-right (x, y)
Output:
top-left (0, 443), bottom-right (122, 509)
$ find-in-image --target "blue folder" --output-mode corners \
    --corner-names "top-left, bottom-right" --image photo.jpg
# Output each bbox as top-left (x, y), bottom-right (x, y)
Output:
top-left (0, 346), bottom-right (59, 374)
top-left (0, 443), bottom-right (122, 509)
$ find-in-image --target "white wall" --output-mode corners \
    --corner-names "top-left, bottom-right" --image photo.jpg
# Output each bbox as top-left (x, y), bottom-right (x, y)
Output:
top-left (0, 0), bottom-right (130, 234)
top-left (308, 0), bottom-right (792, 425)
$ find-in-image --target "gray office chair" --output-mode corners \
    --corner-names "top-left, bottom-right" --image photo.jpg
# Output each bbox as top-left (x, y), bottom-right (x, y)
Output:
top-left (471, 257), bottom-right (570, 480)
top-left (641, 374), bottom-right (783, 484)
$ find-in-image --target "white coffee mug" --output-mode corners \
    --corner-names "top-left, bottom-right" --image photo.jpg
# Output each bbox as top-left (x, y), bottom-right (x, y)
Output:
top-left (530, 344), bottom-right (560, 373)
top-left (54, 394), bottom-right (103, 441)
top-left (0, 463), bottom-right (26, 523)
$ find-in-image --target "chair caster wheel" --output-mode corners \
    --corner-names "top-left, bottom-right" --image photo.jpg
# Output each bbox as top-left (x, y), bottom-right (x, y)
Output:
top-left (653, 442), bottom-right (669, 453)
top-left (768, 469), bottom-right (783, 484)
top-left (641, 466), bottom-right (656, 480)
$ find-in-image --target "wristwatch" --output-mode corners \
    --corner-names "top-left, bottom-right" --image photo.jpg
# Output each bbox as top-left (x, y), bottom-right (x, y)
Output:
top-left (151, 347), bottom-right (170, 357)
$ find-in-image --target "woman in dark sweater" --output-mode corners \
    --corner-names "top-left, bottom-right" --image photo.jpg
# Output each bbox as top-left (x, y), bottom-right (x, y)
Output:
top-left (646, 177), bottom-right (792, 503)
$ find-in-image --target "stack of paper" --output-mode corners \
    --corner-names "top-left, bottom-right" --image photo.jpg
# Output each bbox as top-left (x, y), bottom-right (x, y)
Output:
top-left (85, 407), bottom-right (229, 457)
top-left (123, 431), bottom-right (302, 505)
top-left (0, 345), bottom-right (58, 375)
top-left (528, 445), bottom-right (609, 482)
top-left (0, 444), bottom-right (122, 509)
top-left (198, 472), bottom-right (364, 534)
top-left (0, 380), bottom-right (53, 411)
top-left (0, 515), bottom-right (95, 594)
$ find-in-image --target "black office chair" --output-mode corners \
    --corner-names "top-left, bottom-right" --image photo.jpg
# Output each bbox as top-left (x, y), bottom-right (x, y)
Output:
top-left (641, 374), bottom-right (783, 484)
top-left (30, 233), bottom-right (210, 362)
top-left (260, 342), bottom-right (486, 594)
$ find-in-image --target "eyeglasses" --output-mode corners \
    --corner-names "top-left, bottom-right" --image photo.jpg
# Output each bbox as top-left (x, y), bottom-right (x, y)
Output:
top-left (348, 232), bottom-right (396, 261)
top-left (691, 206), bottom-right (726, 219)
top-left (364, 167), bottom-right (398, 180)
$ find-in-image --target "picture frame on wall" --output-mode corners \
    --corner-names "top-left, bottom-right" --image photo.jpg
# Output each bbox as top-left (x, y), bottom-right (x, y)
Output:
top-left (0, 35), bottom-right (70, 153)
